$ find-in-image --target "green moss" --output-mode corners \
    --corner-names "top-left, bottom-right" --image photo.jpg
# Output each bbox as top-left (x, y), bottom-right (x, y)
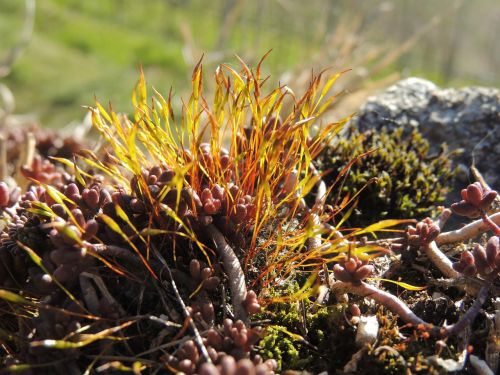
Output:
top-left (256, 281), bottom-right (354, 372)
top-left (316, 127), bottom-right (457, 226)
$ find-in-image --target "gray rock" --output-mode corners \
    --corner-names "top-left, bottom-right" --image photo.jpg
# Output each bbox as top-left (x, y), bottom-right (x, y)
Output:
top-left (351, 78), bottom-right (500, 188)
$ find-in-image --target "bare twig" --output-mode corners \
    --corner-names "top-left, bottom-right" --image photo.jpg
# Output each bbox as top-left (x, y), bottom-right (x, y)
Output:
top-left (150, 244), bottom-right (212, 364)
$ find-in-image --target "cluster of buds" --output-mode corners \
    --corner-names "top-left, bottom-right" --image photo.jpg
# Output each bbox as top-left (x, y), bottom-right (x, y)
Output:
top-left (451, 182), bottom-right (497, 218)
top-left (406, 218), bottom-right (441, 246)
top-left (21, 155), bottom-right (69, 186)
top-left (333, 255), bottom-right (374, 285)
top-left (242, 290), bottom-right (261, 315)
top-left (452, 236), bottom-right (500, 277)
top-left (0, 215), bottom-right (44, 288)
top-left (164, 319), bottom-right (269, 374)
top-left (0, 181), bottom-right (20, 209)
top-left (198, 143), bottom-right (231, 176)
top-left (189, 259), bottom-right (221, 292)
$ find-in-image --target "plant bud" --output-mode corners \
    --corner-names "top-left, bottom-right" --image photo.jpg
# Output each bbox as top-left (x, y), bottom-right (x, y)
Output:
top-left (177, 359), bottom-right (194, 374)
top-left (344, 258), bottom-right (357, 273)
top-left (451, 202), bottom-right (480, 218)
top-left (460, 188), bottom-right (468, 201)
top-left (333, 264), bottom-right (353, 283)
top-left (50, 248), bottom-right (86, 265)
top-left (472, 244), bottom-right (488, 269)
top-left (149, 165), bottom-right (162, 177)
top-left (201, 188), bottom-right (212, 203)
top-left (461, 250), bottom-right (475, 265)
top-left (353, 265), bottom-right (374, 281)
top-left (203, 276), bottom-right (220, 290)
top-left (204, 200), bottom-right (218, 215)
top-left (99, 188), bottom-right (112, 205)
top-left (51, 204), bottom-right (67, 218)
top-left (466, 183), bottom-right (483, 206)
top-left (130, 198), bottom-right (146, 213)
top-left (189, 259), bottom-right (201, 278)
top-left (211, 184), bottom-right (225, 201)
top-left (158, 169), bottom-right (174, 183)
top-left (426, 223), bottom-right (440, 242)
top-left (479, 190), bottom-right (498, 210)
top-left (71, 208), bottom-right (86, 227)
top-left (65, 183), bottom-right (81, 202)
top-left (235, 359), bottom-right (254, 375)
top-left (206, 329), bottom-right (222, 347)
top-left (235, 204), bottom-right (247, 222)
top-left (201, 302), bottom-right (215, 324)
top-left (350, 304), bottom-right (361, 317)
top-left (200, 267), bottom-right (212, 280)
top-left (220, 154), bottom-right (230, 169)
top-left (229, 184), bottom-right (239, 198)
top-left (53, 264), bottom-right (76, 283)
top-left (220, 355), bottom-right (237, 375)
top-left (462, 264), bottom-right (477, 277)
top-left (485, 236), bottom-right (499, 267)
top-left (199, 363), bottom-right (218, 375)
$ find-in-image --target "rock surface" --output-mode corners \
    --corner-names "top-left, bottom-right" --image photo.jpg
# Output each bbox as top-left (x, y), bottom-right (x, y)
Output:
top-left (351, 77), bottom-right (500, 189)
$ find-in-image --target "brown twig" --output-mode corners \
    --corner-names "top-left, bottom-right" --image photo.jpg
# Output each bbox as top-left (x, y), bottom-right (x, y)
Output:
top-left (151, 244), bottom-right (212, 364)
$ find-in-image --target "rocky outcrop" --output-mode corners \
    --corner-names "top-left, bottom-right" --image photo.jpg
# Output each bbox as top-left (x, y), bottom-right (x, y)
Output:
top-left (351, 78), bottom-right (500, 188)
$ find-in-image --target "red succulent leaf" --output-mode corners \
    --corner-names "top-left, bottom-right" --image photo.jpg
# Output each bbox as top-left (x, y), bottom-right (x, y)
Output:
top-left (466, 183), bottom-right (483, 207)
top-left (485, 236), bottom-right (499, 267)
top-left (479, 190), bottom-right (498, 210)
top-left (451, 201), bottom-right (480, 218)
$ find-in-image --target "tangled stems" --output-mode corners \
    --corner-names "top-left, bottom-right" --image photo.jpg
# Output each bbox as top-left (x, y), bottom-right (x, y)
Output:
top-left (329, 278), bottom-right (492, 338)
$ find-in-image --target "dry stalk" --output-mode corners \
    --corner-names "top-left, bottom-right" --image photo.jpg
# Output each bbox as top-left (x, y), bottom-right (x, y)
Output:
top-left (150, 244), bottom-right (212, 364)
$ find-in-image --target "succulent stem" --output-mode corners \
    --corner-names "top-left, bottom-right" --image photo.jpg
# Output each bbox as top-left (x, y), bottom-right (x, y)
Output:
top-left (436, 212), bottom-right (500, 245)
top-left (329, 280), bottom-right (427, 327)
top-left (205, 223), bottom-right (248, 321)
top-left (423, 241), bottom-right (459, 279)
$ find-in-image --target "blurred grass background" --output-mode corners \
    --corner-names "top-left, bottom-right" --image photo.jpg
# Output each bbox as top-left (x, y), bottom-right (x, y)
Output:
top-left (0, 0), bottom-right (499, 128)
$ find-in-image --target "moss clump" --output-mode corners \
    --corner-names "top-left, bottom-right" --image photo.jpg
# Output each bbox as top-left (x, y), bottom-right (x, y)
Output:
top-left (256, 281), bottom-right (354, 373)
top-left (316, 127), bottom-right (456, 226)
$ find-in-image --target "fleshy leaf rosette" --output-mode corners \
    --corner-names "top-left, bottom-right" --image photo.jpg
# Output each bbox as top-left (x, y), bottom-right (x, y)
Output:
top-left (451, 182), bottom-right (497, 218)
top-left (333, 255), bottom-right (374, 285)
top-left (452, 236), bottom-right (500, 277)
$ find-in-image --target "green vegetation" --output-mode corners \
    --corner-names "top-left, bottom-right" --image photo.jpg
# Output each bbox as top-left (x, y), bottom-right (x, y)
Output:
top-left (316, 127), bottom-right (457, 227)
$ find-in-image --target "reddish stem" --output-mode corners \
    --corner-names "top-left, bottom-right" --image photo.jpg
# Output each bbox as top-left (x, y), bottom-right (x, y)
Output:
top-left (480, 212), bottom-right (500, 236)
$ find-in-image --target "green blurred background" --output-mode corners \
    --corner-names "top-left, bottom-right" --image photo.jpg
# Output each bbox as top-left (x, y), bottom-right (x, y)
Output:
top-left (1, 0), bottom-right (499, 128)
